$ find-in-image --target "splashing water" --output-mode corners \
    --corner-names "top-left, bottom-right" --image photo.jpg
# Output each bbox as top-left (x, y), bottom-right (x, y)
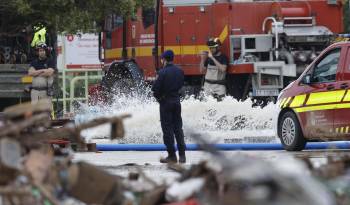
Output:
top-left (75, 87), bottom-right (280, 144)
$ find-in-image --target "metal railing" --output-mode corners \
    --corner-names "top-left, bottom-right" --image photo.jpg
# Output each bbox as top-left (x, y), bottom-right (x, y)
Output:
top-left (58, 68), bottom-right (103, 115)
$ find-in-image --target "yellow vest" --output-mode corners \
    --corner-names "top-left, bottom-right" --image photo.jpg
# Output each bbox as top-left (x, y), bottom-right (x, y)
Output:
top-left (31, 27), bottom-right (47, 47)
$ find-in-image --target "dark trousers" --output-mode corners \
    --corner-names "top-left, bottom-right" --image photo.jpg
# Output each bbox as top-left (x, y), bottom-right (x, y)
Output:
top-left (160, 101), bottom-right (186, 156)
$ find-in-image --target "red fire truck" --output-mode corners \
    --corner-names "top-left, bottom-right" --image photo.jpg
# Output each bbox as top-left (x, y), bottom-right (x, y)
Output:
top-left (96, 0), bottom-right (344, 106)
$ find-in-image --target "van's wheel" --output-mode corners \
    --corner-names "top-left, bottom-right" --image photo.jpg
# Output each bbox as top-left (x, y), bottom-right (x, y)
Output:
top-left (278, 111), bottom-right (306, 151)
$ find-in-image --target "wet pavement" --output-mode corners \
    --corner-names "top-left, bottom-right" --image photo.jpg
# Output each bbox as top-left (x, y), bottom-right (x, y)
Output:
top-left (73, 150), bottom-right (350, 182)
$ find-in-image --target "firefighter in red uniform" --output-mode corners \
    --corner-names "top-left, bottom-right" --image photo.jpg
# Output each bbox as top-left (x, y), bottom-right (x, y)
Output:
top-left (200, 38), bottom-right (228, 101)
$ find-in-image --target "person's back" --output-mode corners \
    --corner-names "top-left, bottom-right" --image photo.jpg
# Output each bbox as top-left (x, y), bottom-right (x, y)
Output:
top-left (152, 54), bottom-right (184, 104)
top-left (152, 50), bottom-right (186, 164)
top-left (156, 64), bottom-right (184, 102)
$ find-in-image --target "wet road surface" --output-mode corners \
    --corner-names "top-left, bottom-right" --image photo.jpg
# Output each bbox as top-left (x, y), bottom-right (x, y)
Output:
top-left (73, 150), bottom-right (350, 182)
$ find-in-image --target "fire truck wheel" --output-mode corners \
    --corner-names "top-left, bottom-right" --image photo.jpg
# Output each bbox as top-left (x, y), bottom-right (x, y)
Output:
top-left (278, 111), bottom-right (306, 151)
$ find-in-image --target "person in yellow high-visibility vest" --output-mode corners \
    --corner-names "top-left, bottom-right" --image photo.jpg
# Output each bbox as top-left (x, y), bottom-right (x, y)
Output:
top-left (31, 26), bottom-right (47, 47)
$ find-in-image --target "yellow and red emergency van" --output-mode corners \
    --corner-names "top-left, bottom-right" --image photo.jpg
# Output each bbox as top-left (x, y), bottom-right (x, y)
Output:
top-left (277, 41), bottom-right (350, 151)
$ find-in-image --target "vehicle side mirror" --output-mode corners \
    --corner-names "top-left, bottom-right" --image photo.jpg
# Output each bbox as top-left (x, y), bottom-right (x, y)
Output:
top-left (301, 74), bottom-right (311, 85)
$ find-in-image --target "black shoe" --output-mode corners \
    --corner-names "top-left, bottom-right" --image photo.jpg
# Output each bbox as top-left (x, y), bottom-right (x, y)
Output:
top-left (179, 155), bottom-right (186, 164)
top-left (160, 156), bottom-right (177, 163)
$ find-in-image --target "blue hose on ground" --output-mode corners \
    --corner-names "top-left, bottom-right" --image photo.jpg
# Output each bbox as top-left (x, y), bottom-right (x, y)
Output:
top-left (96, 142), bottom-right (350, 151)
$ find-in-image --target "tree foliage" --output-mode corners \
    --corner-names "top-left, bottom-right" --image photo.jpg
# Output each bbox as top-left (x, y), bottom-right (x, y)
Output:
top-left (2, 0), bottom-right (348, 35)
top-left (0, 0), bottom-right (154, 35)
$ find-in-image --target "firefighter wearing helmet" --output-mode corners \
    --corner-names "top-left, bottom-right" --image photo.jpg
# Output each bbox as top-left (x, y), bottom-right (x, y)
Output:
top-left (200, 38), bottom-right (228, 101)
top-left (28, 43), bottom-right (56, 108)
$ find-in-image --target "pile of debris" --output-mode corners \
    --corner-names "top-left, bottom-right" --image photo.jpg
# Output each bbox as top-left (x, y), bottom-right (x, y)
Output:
top-left (0, 100), bottom-right (132, 205)
top-left (1, 101), bottom-right (350, 205)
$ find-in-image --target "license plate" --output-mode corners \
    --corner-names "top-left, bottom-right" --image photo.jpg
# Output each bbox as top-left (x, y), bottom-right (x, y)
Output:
top-left (253, 89), bottom-right (279, 96)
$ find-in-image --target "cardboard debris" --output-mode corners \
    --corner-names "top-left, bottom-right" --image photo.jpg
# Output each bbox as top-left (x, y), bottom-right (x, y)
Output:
top-left (0, 102), bottom-right (131, 205)
top-left (24, 149), bottom-right (54, 184)
top-left (1, 102), bottom-right (350, 205)
top-left (0, 138), bottom-right (21, 185)
top-left (67, 162), bottom-right (125, 204)
top-left (3, 99), bottom-right (52, 120)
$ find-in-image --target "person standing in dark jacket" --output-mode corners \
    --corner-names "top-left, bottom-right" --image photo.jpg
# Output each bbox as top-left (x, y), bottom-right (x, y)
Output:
top-left (152, 50), bottom-right (186, 163)
top-left (28, 43), bottom-right (56, 104)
